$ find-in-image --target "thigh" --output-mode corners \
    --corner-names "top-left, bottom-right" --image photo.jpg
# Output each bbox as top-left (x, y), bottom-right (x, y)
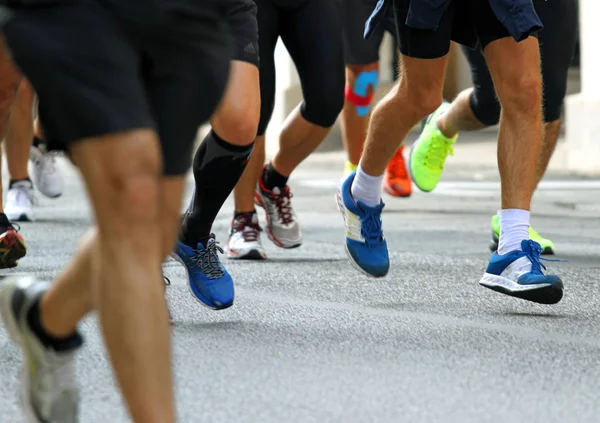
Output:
top-left (280, 0), bottom-right (345, 101)
top-left (3, 1), bottom-right (154, 152)
top-left (255, 0), bottom-right (279, 135)
top-left (225, 0), bottom-right (260, 67)
top-left (143, 11), bottom-right (233, 176)
top-left (339, 0), bottom-right (384, 66)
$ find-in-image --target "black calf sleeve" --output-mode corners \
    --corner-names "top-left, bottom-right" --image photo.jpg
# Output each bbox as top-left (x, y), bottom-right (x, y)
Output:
top-left (181, 130), bottom-right (253, 246)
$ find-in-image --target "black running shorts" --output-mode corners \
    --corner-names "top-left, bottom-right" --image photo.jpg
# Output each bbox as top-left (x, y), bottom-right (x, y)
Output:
top-left (393, 0), bottom-right (513, 59)
top-left (226, 0), bottom-right (260, 67)
top-left (1, 0), bottom-right (233, 176)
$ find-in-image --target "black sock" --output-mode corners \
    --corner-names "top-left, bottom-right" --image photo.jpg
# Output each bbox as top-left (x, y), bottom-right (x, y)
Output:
top-left (0, 213), bottom-right (10, 230)
top-left (32, 136), bottom-right (45, 149)
top-left (181, 130), bottom-right (254, 247)
top-left (234, 210), bottom-right (256, 220)
top-left (9, 178), bottom-right (32, 189)
top-left (26, 298), bottom-right (83, 352)
top-left (262, 162), bottom-right (288, 191)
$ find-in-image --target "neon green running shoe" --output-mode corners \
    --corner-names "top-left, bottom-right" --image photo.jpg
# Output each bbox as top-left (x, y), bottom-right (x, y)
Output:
top-left (343, 160), bottom-right (358, 179)
top-left (409, 102), bottom-right (458, 192)
top-left (489, 214), bottom-right (555, 255)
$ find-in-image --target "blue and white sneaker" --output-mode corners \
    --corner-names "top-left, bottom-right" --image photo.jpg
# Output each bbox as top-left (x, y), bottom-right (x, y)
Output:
top-left (336, 172), bottom-right (389, 277)
top-left (479, 239), bottom-right (563, 304)
top-left (170, 234), bottom-right (234, 310)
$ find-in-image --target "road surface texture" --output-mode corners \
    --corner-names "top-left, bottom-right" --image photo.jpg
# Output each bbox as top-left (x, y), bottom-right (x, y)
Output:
top-left (1, 134), bottom-right (599, 423)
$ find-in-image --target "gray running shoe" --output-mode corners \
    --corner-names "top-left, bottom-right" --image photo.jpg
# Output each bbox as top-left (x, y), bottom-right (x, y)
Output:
top-left (0, 275), bottom-right (81, 423)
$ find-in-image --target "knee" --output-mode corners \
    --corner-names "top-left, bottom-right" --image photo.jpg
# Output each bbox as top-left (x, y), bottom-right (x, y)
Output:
top-left (0, 78), bottom-right (20, 116)
top-left (346, 64), bottom-right (379, 117)
top-left (498, 75), bottom-right (542, 118)
top-left (213, 98), bottom-right (260, 145)
top-left (302, 85), bottom-right (344, 128)
top-left (396, 79), bottom-right (443, 120)
top-left (102, 137), bottom-right (162, 226)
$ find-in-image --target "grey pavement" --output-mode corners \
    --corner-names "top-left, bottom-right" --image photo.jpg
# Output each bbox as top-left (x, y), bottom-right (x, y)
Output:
top-left (2, 137), bottom-right (600, 423)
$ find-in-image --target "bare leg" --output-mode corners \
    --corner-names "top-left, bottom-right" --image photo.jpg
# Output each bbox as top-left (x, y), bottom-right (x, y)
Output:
top-left (270, 106), bottom-right (333, 176)
top-left (5, 80), bottom-right (34, 181)
top-left (0, 39), bottom-right (23, 214)
top-left (361, 54), bottom-right (449, 177)
top-left (484, 37), bottom-right (542, 211)
top-left (210, 61), bottom-right (260, 145)
top-left (436, 88), bottom-right (487, 137)
top-left (341, 63), bottom-right (379, 166)
top-left (41, 129), bottom-right (179, 423)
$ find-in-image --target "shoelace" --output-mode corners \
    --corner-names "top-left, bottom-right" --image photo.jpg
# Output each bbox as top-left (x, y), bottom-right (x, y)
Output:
top-left (192, 237), bottom-right (225, 280)
top-left (360, 206), bottom-right (384, 247)
top-left (521, 239), bottom-right (565, 274)
top-left (423, 135), bottom-right (454, 170)
top-left (234, 214), bottom-right (262, 242)
top-left (387, 149), bottom-right (408, 179)
top-left (273, 187), bottom-right (294, 225)
top-left (522, 239), bottom-right (545, 274)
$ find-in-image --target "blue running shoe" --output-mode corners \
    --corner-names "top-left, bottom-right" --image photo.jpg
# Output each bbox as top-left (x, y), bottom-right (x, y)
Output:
top-left (171, 234), bottom-right (234, 310)
top-left (479, 239), bottom-right (563, 304)
top-left (336, 172), bottom-right (389, 277)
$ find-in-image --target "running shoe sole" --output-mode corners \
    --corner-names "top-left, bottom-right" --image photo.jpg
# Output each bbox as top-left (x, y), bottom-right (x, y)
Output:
top-left (382, 183), bottom-right (412, 198)
top-left (227, 248), bottom-right (267, 260)
top-left (479, 273), bottom-right (563, 305)
top-left (6, 213), bottom-right (34, 223)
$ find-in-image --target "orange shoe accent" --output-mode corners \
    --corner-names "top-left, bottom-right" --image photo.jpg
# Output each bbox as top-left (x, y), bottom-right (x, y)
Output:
top-left (383, 146), bottom-right (412, 198)
top-left (0, 228), bottom-right (26, 269)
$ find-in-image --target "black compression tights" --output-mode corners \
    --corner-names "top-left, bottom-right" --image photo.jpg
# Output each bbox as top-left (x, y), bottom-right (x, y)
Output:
top-left (255, 0), bottom-right (345, 135)
top-left (464, 0), bottom-right (578, 125)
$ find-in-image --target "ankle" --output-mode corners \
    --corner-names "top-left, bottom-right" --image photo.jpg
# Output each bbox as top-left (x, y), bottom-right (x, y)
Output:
top-left (436, 115), bottom-right (457, 139)
top-left (28, 296), bottom-right (82, 351)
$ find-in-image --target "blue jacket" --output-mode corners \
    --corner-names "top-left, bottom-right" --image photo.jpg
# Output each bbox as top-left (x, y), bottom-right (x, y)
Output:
top-left (365, 0), bottom-right (543, 43)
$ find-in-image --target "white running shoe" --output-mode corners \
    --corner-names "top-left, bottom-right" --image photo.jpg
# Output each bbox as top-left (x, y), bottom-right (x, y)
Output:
top-left (30, 144), bottom-right (64, 198)
top-left (227, 212), bottom-right (267, 260)
top-left (5, 180), bottom-right (35, 222)
top-left (254, 178), bottom-right (302, 249)
top-left (0, 275), bottom-right (82, 423)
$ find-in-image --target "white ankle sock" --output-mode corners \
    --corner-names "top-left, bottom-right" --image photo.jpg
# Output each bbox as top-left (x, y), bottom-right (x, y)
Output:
top-left (351, 164), bottom-right (383, 207)
top-left (498, 209), bottom-right (530, 255)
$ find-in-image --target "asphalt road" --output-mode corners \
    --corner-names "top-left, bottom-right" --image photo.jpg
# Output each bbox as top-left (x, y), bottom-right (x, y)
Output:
top-left (1, 144), bottom-right (600, 423)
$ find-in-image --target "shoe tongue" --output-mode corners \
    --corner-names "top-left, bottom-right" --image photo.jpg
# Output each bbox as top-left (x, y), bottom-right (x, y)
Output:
top-left (251, 213), bottom-right (259, 224)
top-left (197, 237), bottom-right (215, 249)
top-left (272, 186), bottom-right (281, 195)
